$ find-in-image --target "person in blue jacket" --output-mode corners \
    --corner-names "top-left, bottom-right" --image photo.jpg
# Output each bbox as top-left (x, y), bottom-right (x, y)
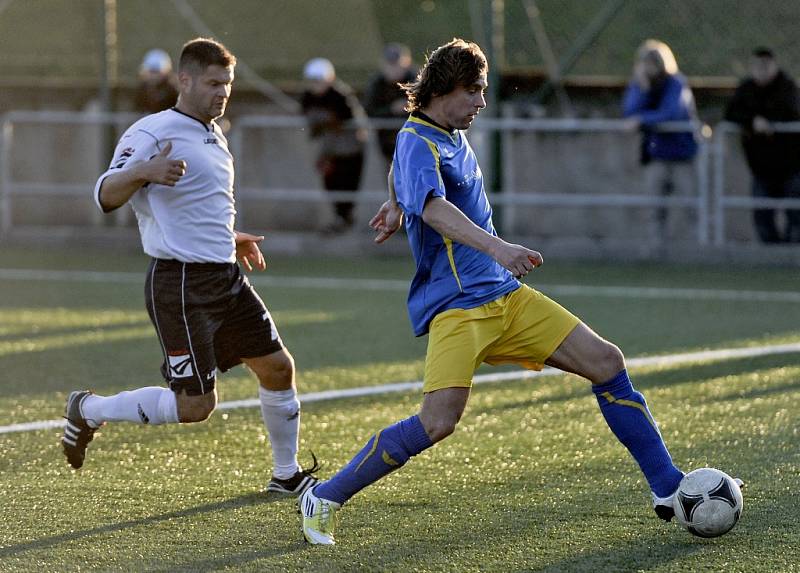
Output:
top-left (623, 39), bottom-right (699, 247)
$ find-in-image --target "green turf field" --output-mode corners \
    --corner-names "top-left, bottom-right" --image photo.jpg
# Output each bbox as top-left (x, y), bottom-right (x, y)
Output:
top-left (0, 246), bottom-right (798, 572)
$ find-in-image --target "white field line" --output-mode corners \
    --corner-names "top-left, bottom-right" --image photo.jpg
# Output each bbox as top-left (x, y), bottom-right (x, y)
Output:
top-left (2, 267), bottom-right (800, 303)
top-left (2, 342), bottom-right (800, 435)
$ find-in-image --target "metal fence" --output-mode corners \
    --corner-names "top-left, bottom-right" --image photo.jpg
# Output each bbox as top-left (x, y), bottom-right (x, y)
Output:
top-left (1, 109), bottom-right (799, 248)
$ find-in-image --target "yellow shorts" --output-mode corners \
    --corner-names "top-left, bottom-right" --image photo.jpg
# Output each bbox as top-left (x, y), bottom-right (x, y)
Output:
top-left (423, 285), bottom-right (580, 393)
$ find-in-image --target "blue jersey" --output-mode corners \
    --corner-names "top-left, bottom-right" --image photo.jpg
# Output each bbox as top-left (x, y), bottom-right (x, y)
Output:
top-left (392, 113), bottom-right (519, 336)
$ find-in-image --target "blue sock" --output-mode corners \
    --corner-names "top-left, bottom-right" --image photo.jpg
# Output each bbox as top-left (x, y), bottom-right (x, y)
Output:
top-left (592, 369), bottom-right (684, 497)
top-left (315, 415), bottom-right (433, 505)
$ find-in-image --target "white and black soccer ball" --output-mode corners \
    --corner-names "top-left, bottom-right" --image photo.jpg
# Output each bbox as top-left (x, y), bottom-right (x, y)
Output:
top-left (674, 468), bottom-right (743, 538)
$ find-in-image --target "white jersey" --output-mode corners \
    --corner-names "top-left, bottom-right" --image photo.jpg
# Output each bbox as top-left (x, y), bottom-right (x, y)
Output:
top-left (94, 108), bottom-right (236, 263)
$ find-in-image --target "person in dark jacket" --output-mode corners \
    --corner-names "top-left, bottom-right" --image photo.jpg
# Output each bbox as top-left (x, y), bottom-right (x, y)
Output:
top-left (363, 43), bottom-right (418, 166)
top-left (301, 58), bottom-right (367, 233)
top-left (623, 39), bottom-right (699, 246)
top-left (724, 47), bottom-right (800, 243)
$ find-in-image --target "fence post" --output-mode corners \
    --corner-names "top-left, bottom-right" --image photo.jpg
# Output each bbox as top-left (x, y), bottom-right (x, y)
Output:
top-left (696, 126), bottom-right (710, 245)
top-left (0, 116), bottom-right (11, 238)
top-left (229, 122), bottom-right (245, 230)
top-left (712, 124), bottom-right (727, 246)
top-left (500, 105), bottom-right (516, 234)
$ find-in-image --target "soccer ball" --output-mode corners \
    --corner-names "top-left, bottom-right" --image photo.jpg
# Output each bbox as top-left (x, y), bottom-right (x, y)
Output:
top-left (674, 468), bottom-right (743, 538)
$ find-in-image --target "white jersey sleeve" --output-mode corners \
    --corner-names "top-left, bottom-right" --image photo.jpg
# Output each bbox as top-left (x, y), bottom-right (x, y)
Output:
top-left (93, 126), bottom-right (161, 211)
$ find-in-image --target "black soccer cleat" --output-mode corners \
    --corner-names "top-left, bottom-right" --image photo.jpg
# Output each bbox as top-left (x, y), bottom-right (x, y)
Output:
top-left (61, 390), bottom-right (98, 469)
top-left (651, 489), bottom-right (677, 522)
top-left (266, 451), bottom-right (321, 496)
top-left (654, 503), bottom-right (676, 522)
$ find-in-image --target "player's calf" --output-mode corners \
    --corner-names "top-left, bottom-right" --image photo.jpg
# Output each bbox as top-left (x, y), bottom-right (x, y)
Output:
top-left (175, 390), bottom-right (217, 423)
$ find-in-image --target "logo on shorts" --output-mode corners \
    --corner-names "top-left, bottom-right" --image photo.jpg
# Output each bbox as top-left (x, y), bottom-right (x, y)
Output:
top-left (137, 403), bottom-right (150, 424)
top-left (168, 352), bottom-right (194, 378)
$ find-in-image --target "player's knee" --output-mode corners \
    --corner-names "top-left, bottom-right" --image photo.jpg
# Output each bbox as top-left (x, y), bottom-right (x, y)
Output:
top-left (598, 341), bottom-right (626, 380)
top-left (177, 393), bottom-right (217, 423)
top-left (423, 414), bottom-right (461, 443)
top-left (257, 350), bottom-right (295, 389)
top-left (274, 350), bottom-right (295, 379)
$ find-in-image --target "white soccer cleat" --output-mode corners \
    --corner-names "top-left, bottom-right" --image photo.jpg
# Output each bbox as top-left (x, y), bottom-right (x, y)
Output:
top-left (300, 485), bottom-right (340, 545)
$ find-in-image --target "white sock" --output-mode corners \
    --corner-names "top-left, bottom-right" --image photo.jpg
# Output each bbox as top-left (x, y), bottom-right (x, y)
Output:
top-left (259, 386), bottom-right (300, 479)
top-left (81, 387), bottom-right (179, 428)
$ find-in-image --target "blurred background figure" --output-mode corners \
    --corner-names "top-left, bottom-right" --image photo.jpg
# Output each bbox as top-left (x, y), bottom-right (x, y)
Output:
top-left (135, 48), bottom-right (179, 114)
top-left (724, 47), bottom-right (800, 244)
top-left (301, 57), bottom-right (367, 233)
top-left (363, 42), bottom-right (417, 166)
top-left (623, 39), bottom-right (699, 246)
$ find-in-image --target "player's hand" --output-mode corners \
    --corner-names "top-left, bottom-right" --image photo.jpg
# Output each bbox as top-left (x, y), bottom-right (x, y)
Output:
top-left (235, 231), bottom-right (266, 272)
top-left (491, 239), bottom-right (542, 278)
top-left (144, 141), bottom-right (187, 187)
top-left (369, 200), bottom-right (404, 244)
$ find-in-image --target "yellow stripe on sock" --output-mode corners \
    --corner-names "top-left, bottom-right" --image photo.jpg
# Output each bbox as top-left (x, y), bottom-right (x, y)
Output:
top-left (354, 430), bottom-right (382, 473)
top-left (600, 391), bottom-right (659, 432)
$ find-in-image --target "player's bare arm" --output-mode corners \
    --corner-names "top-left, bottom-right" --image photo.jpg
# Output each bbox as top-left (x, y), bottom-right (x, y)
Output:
top-left (235, 231), bottom-right (266, 271)
top-left (370, 162), bottom-right (404, 243)
top-left (97, 141), bottom-right (187, 212)
top-left (422, 196), bottom-right (543, 277)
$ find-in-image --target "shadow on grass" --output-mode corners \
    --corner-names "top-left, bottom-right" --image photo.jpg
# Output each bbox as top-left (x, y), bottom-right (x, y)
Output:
top-left (0, 492), bottom-right (294, 560)
top-left (146, 545), bottom-right (307, 573)
top-left (535, 536), bottom-right (704, 572)
top-left (469, 353), bottom-right (800, 417)
top-left (342, 487), bottom-right (706, 572)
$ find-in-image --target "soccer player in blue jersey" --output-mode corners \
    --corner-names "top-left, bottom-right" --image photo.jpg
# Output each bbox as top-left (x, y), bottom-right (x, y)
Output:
top-left (301, 38), bottom-right (686, 544)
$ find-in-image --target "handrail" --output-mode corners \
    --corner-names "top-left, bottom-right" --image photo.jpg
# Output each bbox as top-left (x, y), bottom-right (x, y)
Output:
top-left (3, 109), bottom-right (800, 246)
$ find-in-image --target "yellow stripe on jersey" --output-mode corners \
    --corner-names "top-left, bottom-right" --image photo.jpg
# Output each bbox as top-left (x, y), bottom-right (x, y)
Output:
top-left (407, 114), bottom-right (455, 139)
top-left (399, 127), bottom-right (441, 169)
top-left (443, 236), bottom-right (464, 292)
top-left (400, 126), bottom-right (462, 292)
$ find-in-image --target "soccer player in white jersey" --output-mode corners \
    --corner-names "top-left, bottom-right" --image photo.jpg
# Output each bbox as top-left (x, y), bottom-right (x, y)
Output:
top-left (62, 38), bottom-right (318, 496)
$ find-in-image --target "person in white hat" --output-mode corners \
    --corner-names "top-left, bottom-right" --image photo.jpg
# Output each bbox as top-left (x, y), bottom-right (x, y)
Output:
top-left (301, 58), bottom-right (367, 233)
top-left (135, 49), bottom-right (179, 114)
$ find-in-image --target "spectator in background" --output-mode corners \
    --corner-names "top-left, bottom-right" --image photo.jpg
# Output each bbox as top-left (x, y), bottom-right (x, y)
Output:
top-left (623, 39), bottom-right (699, 246)
top-left (301, 58), bottom-right (367, 233)
top-left (363, 43), bottom-right (418, 166)
top-left (135, 49), bottom-right (179, 114)
top-left (724, 47), bottom-right (800, 244)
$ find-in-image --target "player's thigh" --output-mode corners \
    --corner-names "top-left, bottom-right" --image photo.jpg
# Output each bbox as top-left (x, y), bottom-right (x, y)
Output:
top-left (544, 322), bottom-right (624, 384)
top-left (423, 307), bottom-right (502, 393)
top-left (484, 285), bottom-right (580, 372)
top-left (214, 280), bottom-right (285, 378)
top-left (145, 259), bottom-right (221, 397)
top-left (243, 348), bottom-right (295, 391)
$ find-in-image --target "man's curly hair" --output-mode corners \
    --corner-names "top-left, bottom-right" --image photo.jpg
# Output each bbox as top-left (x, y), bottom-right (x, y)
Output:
top-left (401, 38), bottom-right (488, 113)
